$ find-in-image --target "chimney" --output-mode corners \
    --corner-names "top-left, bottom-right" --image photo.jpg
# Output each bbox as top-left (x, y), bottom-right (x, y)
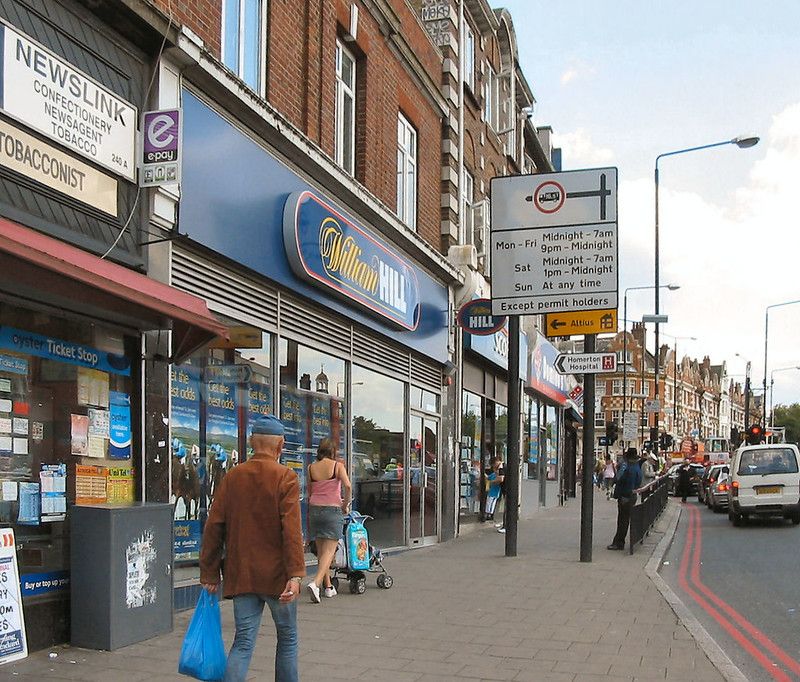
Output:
top-left (631, 321), bottom-right (646, 349)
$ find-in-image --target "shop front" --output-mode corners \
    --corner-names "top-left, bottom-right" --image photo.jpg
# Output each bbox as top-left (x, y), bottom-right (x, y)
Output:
top-left (526, 333), bottom-right (579, 507)
top-left (167, 89), bottom-right (453, 593)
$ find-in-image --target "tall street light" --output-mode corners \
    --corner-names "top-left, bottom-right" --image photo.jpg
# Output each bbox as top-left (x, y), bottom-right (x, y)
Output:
top-left (735, 353), bottom-right (752, 429)
top-left (654, 135), bottom-right (759, 461)
top-left (770, 366), bottom-right (800, 428)
top-left (763, 299), bottom-right (800, 420)
top-left (622, 284), bottom-right (680, 435)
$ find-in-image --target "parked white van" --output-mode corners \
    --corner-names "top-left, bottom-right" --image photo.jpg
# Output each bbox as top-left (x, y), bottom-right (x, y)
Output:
top-left (728, 444), bottom-right (800, 526)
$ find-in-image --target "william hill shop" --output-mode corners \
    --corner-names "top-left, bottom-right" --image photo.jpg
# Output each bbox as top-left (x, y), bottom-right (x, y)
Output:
top-left (166, 90), bottom-right (454, 595)
top-left (0, 4), bottom-right (224, 652)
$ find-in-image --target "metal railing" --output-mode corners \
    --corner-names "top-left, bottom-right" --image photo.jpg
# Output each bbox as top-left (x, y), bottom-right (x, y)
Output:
top-left (629, 474), bottom-right (669, 554)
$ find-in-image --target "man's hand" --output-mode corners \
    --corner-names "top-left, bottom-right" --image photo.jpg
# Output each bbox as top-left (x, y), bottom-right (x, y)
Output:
top-left (201, 582), bottom-right (219, 594)
top-left (279, 579), bottom-right (299, 603)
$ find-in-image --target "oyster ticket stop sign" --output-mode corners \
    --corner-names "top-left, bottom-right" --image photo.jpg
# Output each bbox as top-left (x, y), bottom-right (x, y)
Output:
top-left (489, 168), bottom-right (618, 316)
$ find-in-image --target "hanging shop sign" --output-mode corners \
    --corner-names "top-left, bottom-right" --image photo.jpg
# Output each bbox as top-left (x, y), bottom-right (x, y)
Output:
top-left (283, 191), bottom-right (421, 330)
top-left (528, 333), bottom-right (575, 406)
top-left (140, 108), bottom-right (181, 187)
top-left (456, 299), bottom-right (507, 336)
top-left (0, 528), bottom-right (27, 665)
top-left (0, 21), bottom-right (137, 181)
top-left (0, 327), bottom-right (130, 376)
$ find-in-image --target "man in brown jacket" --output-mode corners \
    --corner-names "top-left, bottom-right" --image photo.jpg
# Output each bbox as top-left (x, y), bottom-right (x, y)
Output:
top-left (200, 414), bottom-right (305, 682)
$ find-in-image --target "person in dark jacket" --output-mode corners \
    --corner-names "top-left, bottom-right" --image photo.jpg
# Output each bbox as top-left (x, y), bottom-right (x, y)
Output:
top-left (676, 458), bottom-right (693, 503)
top-left (607, 447), bottom-right (643, 551)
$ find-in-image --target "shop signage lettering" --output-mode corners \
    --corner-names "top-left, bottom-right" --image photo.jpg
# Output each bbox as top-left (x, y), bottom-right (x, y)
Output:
top-left (0, 529), bottom-right (26, 664)
top-left (283, 191), bottom-right (421, 330)
top-left (456, 299), bottom-right (507, 336)
top-left (0, 354), bottom-right (27, 375)
top-left (529, 333), bottom-right (575, 405)
top-left (0, 22), bottom-right (137, 181)
top-left (0, 119), bottom-right (117, 215)
top-left (0, 327), bottom-right (130, 376)
top-left (20, 570), bottom-right (69, 597)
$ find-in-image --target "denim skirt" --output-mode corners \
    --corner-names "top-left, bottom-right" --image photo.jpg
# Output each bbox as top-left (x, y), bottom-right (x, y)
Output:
top-left (308, 505), bottom-right (343, 540)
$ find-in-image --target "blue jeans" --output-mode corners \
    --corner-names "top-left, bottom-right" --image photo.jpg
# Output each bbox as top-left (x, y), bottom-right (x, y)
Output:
top-left (224, 594), bottom-right (298, 682)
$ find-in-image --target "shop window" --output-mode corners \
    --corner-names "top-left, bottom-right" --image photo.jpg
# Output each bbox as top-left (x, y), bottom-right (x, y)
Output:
top-left (223, 0), bottom-right (267, 94)
top-left (460, 390), bottom-right (482, 514)
top-left (335, 40), bottom-right (357, 176)
top-left (0, 302), bottom-right (136, 641)
top-left (410, 385), bottom-right (439, 414)
top-left (170, 325), bottom-right (273, 575)
top-left (351, 366), bottom-right (404, 548)
top-left (544, 405), bottom-right (558, 480)
top-left (494, 404), bottom-right (508, 462)
top-left (396, 112), bottom-right (417, 230)
top-left (524, 394), bottom-right (539, 480)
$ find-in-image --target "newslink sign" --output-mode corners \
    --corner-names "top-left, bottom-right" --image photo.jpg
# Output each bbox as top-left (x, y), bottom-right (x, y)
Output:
top-left (283, 191), bottom-right (421, 330)
top-left (0, 21), bottom-right (137, 181)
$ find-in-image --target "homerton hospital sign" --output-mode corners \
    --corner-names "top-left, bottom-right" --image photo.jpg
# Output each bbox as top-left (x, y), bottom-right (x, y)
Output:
top-left (489, 168), bottom-right (618, 316)
top-left (0, 22), bottom-right (137, 181)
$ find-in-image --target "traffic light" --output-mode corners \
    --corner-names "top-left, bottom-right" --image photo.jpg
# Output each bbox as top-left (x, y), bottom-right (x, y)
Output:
top-left (649, 427), bottom-right (658, 444)
top-left (746, 424), bottom-right (764, 445)
top-left (731, 427), bottom-right (741, 448)
top-left (606, 421), bottom-right (619, 444)
top-left (659, 433), bottom-right (674, 451)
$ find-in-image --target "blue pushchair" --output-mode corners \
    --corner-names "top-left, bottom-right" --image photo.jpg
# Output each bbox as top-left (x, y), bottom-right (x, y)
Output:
top-left (330, 511), bottom-right (394, 595)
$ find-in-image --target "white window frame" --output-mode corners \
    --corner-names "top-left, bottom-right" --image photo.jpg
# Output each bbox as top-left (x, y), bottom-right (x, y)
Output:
top-left (396, 112), bottom-right (417, 230)
top-left (463, 22), bottom-right (475, 92)
top-left (221, 0), bottom-right (267, 95)
top-left (461, 168), bottom-right (474, 246)
top-left (484, 64), bottom-right (496, 129)
top-left (335, 40), bottom-right (357, 176)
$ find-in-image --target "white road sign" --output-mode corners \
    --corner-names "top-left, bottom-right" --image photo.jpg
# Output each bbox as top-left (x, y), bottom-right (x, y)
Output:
top-left (623, 411), bottom-right (638, 427)
top-left (623, 422), bottom-right (639, 441)
top-left (490, 168), bottom-right (618, 316)
top-left (645, 399), bottom-right (661, 413)
top-left (554, 352), bottom-right (617, 375)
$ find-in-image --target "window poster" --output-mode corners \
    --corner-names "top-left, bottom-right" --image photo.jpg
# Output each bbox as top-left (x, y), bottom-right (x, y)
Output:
top-left (206, 377), bottom-right (238, 503)
top-left (109, 392), bottom-right (131, 459)
top-left (311, 395), bottom-right (331, 448)
top-left (247, 380), bottom-right (273, 440)
top-left (70, 414), bottom-right (89, 456)
top-left (75, 465), bottom-right (107, 505)
top-left (77, 367), bottom-right (110, 408)
top-left (106, 466), bottom-right (134, 504)
top-left (0, 528), bottom-right (28, 664)
top-left (39, 464), bottom-right (66, 522)
top-left (171, 366), bottom-right (201, 523)
top-left (17, 483), bottom-right (40, 525)
top-left (280, 385), bottom-right (308, 452)
top-left (88, 408), bottom-right (110, 437)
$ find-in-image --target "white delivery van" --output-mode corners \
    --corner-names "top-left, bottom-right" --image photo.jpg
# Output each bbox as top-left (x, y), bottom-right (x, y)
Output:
top-left (728, 444), bottom-right (800, 526)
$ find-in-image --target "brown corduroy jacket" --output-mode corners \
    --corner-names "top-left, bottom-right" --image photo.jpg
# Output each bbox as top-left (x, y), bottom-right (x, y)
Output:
top-left (199, 453), bottom-right (306, 598)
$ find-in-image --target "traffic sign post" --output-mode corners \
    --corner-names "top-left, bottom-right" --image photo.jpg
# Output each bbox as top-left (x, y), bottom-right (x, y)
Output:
top-left (545, 309), bottom-right (618, 338)
top-left (554, 352), bottom-right (617, 375)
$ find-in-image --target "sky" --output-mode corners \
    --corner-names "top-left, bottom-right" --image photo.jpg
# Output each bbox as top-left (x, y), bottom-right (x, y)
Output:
top-left (492, 0), bottom-right (800, 410)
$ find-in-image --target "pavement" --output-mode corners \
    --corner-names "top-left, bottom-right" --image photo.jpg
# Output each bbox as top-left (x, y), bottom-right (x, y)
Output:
top-left (2, 487), bottom-right (726, 682)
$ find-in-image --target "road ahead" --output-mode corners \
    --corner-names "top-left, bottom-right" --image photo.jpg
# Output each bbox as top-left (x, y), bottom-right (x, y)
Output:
top-left (661, 498), bottom-right (800, 681)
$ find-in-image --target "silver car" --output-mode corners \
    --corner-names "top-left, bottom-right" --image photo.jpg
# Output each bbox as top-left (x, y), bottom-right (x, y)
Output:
top-left (707, 467), bottom-right (730, 513)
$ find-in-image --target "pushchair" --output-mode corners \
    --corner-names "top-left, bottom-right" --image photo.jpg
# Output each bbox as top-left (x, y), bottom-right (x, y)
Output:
top-left (330, 511), bottom-right (394, 595)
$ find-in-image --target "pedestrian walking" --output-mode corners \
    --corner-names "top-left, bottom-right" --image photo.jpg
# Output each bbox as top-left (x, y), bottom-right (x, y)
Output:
top-left (602, 454), bottom-right (616, 498)
top-left (199, 414), bottom-right (305, 682)
top-left (484, 456), bottom-right (505, 525)
top-left (306, 437), bottom-right (352, 603)
top-left (607, 447), bottom-right (643, 551)
top-left (676, 458), bottom-right (692, 503)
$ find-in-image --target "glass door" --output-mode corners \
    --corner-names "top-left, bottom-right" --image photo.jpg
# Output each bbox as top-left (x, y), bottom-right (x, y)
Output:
top-left (408, 413), bottom-right (439, 544)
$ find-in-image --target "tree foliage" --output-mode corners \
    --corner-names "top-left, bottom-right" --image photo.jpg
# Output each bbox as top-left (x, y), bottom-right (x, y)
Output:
top-left (773, 403), bottom-right (800, 444)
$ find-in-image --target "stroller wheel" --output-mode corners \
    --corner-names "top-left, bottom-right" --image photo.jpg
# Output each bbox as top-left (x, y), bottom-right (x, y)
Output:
top-left (350, 577), bottom-right (366, 595)
top-left (330, 577), bottom-right (340, 591)
top-left (377, 574), bottom-right (393, 589)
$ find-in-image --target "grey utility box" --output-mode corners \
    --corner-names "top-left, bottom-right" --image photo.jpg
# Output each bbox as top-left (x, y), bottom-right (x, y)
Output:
top-left (71, 503), bottom-right (173, 650)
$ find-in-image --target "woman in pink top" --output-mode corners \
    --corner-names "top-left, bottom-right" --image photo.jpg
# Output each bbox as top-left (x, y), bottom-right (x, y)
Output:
top-left (306, 438), bottom-right (351, 603)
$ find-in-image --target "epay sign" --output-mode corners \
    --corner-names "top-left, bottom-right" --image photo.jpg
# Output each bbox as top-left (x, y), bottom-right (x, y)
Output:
top-left (140, 108), bottom-right (181, 187)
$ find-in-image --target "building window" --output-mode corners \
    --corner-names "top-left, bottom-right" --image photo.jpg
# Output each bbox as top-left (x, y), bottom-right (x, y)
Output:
top-left (610, 410), bottom-right (622, 426)
top-left (595, 411), bottom-right (605, 428)
top-left (612, 379), bottom-right (635, 395)
top-left (396, 113), bottom-right (417, 230)
top-left (463, 22), bottom-right (475, 91)
top-left (462, 168), bottom-right (474, 246)
top-left (222, 0), bottom-right (266, 93)
top-left (617, 350), bottom-right (632, 365)
top-left (484, 64), bottom-right (497, 129)
top-left (335, 40), bottom-right (356, 175)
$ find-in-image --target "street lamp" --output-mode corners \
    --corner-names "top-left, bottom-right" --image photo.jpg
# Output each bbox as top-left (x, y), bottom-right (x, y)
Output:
top-left (622, 284), bottom-right (679, 436)
top-left (770, 366), bottom-right (800, 428)
top-left (763, 299), bottom-right (800, 422)
top-left (654, 135), bottom-right (759, 461)
top-left (336, 381), bottom-right (364, 396)
top-left (735, 353), bottom-right (753, 430)
top-left (661, 333), bottom-right (696, 441)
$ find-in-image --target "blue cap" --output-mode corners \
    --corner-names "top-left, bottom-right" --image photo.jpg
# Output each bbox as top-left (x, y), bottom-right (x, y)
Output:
top-left (251, 414), bottom-right (285, 436)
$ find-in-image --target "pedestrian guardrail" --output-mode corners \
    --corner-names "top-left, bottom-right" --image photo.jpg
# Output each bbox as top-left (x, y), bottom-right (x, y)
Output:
top-left (629, 474), bottom-right (669, 554)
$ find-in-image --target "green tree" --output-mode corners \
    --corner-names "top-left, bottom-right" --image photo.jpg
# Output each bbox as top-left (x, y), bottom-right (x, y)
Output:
top-left (773, 403), bottom-right (800, 444)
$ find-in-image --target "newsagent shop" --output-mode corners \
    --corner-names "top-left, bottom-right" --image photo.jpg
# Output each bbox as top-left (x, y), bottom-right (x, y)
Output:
top-left (165, 89), bottom-right (458, 594)
top-left (0, 2), bottom-right (226, 651)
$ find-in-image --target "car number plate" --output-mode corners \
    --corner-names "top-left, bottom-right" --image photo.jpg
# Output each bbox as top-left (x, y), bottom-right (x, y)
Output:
top-left (755, 486), bottom-right (781, 494)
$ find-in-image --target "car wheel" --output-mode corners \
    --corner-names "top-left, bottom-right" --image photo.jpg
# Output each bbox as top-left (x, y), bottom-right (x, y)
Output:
top-left (731, 512), bottom-right (742, 527)
top-left (792, 515), bottom-right (800, 526)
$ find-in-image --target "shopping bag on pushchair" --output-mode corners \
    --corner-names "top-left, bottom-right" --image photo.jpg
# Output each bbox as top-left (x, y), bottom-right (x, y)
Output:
top-left (345, 514), bottom-right (370, 571)
top-left (178, 589), bottom-right (227, 681)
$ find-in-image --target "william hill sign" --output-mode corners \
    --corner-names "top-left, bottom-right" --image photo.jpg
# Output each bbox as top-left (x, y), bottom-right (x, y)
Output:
top-left (457, 299), bottom-right (506, 336)
top-left (283, 191), bottom-right (421, 330)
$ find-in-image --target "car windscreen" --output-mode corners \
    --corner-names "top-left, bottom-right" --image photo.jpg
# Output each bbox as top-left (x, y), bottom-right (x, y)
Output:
top-left (737, 448), bottom-right (799, 476)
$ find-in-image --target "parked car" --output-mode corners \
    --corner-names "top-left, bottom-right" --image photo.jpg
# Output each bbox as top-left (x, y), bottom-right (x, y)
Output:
top-left (707, 468), bottom-right (730, 513)
top-left (698, 464), bottom-right (727, 505)
top-left (728, 444), bottom-right (800, 526)
top-left (668, 462), bottom-right (704, 496)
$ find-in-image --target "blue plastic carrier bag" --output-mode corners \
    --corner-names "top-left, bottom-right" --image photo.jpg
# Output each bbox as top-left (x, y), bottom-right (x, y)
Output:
top-left (346, 515), bottom-right (370, 571)
top-left (178, 590), bottom-right (227, 681)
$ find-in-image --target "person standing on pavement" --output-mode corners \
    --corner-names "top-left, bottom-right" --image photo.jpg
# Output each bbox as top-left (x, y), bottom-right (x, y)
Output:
top-left (484, 456), bottom-right (505, 524)
top-left (607, 447), bottom-right (643, 551)
top-left (676, 458), bottom-right (692, 503)
top-left (200, 414), bottom-right (305, 682)
top-left (306, 437), bottom-right (352, 603)
top-left (602, 454), bottom-right (617, 498)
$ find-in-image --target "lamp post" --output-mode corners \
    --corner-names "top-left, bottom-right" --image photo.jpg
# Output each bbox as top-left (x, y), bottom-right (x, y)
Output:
top-left (735, 353), bottom-right (752, 430)
top-left (622, 284), bottom-right (679, 439)
top-left (654, 135), bottom-right (758, 460)
top-left (770, 366), bottom-right (800, 428)
top-left (763, 300), bottom-right (800, 422)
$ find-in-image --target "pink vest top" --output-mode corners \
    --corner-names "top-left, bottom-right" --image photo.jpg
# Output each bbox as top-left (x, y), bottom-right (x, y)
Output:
top-left (309, 467), bottom-right (342, 506)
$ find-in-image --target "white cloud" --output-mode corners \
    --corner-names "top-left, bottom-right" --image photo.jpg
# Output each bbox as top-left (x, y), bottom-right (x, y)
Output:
top-left (618, 101), bottom-right (800, 407)
top-left (560, 68), bottom-right (578, 85)
top-left (553, 128), bottom-right (614, 167)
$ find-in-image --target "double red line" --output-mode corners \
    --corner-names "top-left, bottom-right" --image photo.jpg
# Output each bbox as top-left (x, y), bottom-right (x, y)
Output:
top-left (678, 504), bottom-right (800, 681)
